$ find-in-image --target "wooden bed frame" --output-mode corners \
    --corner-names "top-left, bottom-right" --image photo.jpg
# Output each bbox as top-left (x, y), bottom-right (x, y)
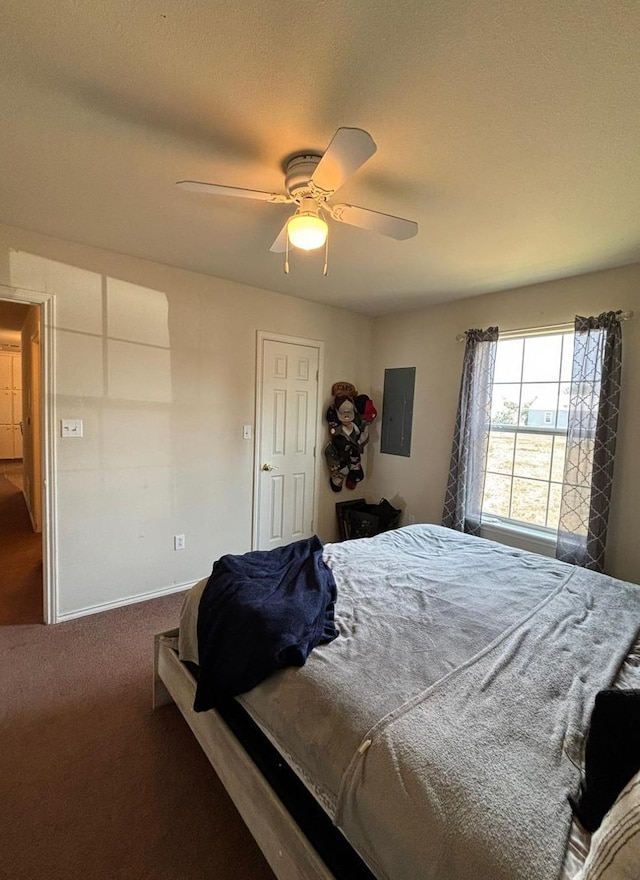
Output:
top-left (153, 629), bottom-right (336, 880)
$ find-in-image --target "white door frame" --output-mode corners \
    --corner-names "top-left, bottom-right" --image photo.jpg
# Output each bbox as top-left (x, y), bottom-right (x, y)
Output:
top-left (0, 283), bottom-right (57, 624)
top-left (252, 331), bottom-right (325, 550)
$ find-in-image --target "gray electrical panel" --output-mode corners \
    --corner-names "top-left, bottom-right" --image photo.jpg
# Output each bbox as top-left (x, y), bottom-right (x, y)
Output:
top-left (380, 367), bottom-right (416, 457)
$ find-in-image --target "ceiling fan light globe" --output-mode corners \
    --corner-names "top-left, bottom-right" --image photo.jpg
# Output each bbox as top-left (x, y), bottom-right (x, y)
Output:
top-left (287, 213), bottom-right (328, 251)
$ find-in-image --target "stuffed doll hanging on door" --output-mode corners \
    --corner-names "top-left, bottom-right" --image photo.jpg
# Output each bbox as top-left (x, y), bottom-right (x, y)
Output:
top-left (324, 382), bottom-right (377, 492)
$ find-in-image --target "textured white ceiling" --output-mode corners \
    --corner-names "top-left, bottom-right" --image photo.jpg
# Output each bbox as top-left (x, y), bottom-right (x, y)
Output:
top-left (1, 0), bottom-right (639, 315)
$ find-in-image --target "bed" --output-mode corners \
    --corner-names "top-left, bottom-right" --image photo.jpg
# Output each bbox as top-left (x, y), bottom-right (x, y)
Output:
top-left (153, 524), bottom-right (640, 880)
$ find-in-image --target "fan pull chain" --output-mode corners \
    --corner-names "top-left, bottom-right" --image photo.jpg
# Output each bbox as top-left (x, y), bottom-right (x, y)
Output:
top-left (323, 232), bottom-right (329, 276)
top-left (284, 235), bottom-right (290, 275)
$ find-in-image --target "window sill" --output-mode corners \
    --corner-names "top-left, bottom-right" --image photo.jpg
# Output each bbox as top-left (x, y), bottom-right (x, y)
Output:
top-left (480, 519), bottom-right (557, 558)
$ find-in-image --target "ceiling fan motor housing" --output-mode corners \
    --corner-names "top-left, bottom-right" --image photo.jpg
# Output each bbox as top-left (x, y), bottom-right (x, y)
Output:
top-left (177, 128), bottom-right (417, 258)
top-left (285, 154), bottom-right (322, 201)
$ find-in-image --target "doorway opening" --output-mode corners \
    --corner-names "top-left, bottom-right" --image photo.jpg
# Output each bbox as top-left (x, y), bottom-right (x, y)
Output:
top-left (0, 297), bottom-right (45, 625)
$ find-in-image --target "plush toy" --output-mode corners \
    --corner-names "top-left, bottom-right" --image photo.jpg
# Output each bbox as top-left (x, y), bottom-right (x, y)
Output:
top-left (324, 435), bottom-right (351, 493)
top-left (325, 404), bottom-right (340, 437)
top-left (324, 384), bottom-right (377, 492)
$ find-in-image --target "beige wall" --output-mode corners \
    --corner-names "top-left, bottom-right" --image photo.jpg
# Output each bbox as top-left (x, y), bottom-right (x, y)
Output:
top-left (368, 264), bottom-right (640, 584)
top-left (2, 218), bottom-right (638, 618)
top-left (0, 223), bottom-right (372, 618)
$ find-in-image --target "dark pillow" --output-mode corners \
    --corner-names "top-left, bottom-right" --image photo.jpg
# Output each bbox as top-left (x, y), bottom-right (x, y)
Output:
top-left (570, 688), bottom-right (640, 832)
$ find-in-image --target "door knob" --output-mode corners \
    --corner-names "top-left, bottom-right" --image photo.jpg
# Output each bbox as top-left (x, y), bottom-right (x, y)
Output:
top-left (261, 463), bottom-right (279, 471)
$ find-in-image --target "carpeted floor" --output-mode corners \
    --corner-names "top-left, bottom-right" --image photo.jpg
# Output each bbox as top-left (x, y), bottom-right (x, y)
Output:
top-left (0, 592), bottom-right (276, 880)
top-left (0, 465), bottom-right (43, 626)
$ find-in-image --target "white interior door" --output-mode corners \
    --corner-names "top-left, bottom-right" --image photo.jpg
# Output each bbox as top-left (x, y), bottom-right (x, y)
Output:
top-left (255, 337), bottom-right (320, 550)
top-left (0, 354), bottom-right (12, 389)
top-left (0, 389), bottom-right (11, 423)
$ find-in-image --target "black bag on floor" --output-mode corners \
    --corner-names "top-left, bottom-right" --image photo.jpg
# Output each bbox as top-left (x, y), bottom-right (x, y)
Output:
top-left (342, 498), bottom-right (401, 540)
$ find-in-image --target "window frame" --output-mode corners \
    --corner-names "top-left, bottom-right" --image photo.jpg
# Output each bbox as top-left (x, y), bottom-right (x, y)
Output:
top-left (481, 325), bottom-right (573, 545)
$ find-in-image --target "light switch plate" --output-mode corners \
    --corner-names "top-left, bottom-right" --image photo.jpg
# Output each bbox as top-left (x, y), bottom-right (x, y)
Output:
top-left (61, 419), bottom-right (83, 438)
top-left (243, 424), bottom-right (252, 440)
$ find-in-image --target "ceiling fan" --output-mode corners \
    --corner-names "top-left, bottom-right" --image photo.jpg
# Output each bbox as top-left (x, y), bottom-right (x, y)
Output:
top-left (176, 127), bottom-right (418, 274)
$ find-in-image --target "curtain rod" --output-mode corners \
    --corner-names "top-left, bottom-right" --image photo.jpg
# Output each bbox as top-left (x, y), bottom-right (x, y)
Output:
top-left (455, 310), bottom-right (634, 342)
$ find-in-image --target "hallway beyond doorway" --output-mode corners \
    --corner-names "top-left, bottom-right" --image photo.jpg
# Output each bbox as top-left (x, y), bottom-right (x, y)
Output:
top-left (0, 462), bottom-right (42, 625)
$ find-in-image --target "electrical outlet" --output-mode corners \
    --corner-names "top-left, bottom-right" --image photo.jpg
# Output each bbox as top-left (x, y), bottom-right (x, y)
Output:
top-left (174, 534), bottom-right (186, 551)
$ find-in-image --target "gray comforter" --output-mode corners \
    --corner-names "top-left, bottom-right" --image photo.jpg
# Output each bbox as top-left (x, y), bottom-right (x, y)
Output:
top-left (179, 524), bottom-right (640, 880)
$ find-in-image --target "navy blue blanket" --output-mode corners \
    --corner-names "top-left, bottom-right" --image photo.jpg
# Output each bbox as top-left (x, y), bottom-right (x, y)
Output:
top-left (194, 536), bottom-right (338, 712)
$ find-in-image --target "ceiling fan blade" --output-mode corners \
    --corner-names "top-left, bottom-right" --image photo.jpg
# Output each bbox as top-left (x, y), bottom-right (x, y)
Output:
top-left (176, 180), bottom-right (291, 203)
top-left (310, 128), bottom-right (377, 196)
top-left (330, 203), bottom-right (418, 240)
top-left (269, 221), bottom-right (289, 253)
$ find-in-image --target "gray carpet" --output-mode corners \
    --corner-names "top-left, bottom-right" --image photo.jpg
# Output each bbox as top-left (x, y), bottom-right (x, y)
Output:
top-left (0, 592), bottom-right (275, 879)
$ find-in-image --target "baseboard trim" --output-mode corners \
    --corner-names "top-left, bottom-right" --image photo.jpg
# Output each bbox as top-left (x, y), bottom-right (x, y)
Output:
top-left (56, 580), bottom-right (199, 622)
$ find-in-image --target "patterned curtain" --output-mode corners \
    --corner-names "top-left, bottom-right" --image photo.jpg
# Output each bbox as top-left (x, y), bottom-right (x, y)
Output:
top-left (556, 311), bottom-right (623, 571)
top-left (442, 327), bottom-right (499, 535)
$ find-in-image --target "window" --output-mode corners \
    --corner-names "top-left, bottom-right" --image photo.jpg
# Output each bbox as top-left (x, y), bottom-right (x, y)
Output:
top-left (482, 330), bottom-right (573, 533)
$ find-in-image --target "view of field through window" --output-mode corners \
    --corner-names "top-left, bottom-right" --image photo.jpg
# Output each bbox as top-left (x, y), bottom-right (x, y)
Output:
top-left (482, 331), bottom-right (574, 530)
